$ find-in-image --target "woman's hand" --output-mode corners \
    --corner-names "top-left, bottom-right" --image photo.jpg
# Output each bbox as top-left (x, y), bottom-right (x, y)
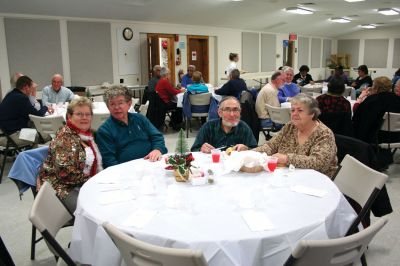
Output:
top-left (144, 149), bottom-right (162, 162)
top-left (272, 153), bottom-right (288, 165)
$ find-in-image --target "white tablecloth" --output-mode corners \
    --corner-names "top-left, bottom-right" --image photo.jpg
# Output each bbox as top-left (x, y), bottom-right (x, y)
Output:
top-left (69, 153), bottom-right (356, 266)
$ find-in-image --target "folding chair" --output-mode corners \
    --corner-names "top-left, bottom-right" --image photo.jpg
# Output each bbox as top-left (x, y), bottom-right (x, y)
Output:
top-left (103, 222), bottom-right (208, 266)
top-left (185, 93), bottom-right (211, 138)
top-left (284, 217), bottom-right (388, 266)
top-left (378, 112), bottom-right (400, 156)
top-left (91, 113), bottom-right (110, 131)
top-left (0, 128), bottom-right (34, 183)
top-left (333, 154), bottom-right (388, 266)
top-left (29, 114), bottom-right (65, 143)
top-left (29, 181), bottom-right (76, 266)
top-left (261, 104), bottom-right (291, 139)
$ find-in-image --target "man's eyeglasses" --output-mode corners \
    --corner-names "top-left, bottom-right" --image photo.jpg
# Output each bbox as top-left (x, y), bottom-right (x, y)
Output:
top-left (222, 107), bottom-right (241, 113)
top-left (73, 112), bottom-right (92, 118)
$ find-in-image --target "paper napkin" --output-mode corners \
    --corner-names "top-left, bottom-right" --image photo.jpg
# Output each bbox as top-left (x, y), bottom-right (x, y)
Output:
top-left (242, 210), bottom-right (274, 231)
top-left (122, 209), bottom-right (157, 228)
top-left (98, 191), bottom-right (135, 205)
top-left (290, 185), bottom-right (327, 198)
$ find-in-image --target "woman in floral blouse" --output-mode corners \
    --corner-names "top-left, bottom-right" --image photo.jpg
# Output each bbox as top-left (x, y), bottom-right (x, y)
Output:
top-left (38, 97), bottom-right (103, 212)
top-left (254, 93), bottom-right (338, 178)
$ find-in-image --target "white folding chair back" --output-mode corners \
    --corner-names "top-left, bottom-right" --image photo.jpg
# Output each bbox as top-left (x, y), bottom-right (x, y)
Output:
top-left (29, 182), bottom-right (75, 265)
top-left (29, 114), bottom-right (64, 140)
top-left (92, 95), bottom-right (104, 102)
top-left (266, 104), bottom-right (291, 125)
top-left (91, 113), bottom-right (110, 131)
top-left (103, 222), bottom-right (208, 266)
top-left (189, 93), bottom-right (212, 117)
top-left (379, 112), bottom-right (400, 149)
top-left (285, 217), bottom-right (388, 266)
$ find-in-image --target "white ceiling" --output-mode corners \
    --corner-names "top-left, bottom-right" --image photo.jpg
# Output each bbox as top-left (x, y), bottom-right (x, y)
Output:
top-left (1, 0), bottom-right (400, 37)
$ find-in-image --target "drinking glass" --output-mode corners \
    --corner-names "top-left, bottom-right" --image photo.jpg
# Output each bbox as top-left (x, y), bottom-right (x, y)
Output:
top-left (267, 157), bottom-right (278, 173)
top-left (211, 149), bottom-right (221, 163)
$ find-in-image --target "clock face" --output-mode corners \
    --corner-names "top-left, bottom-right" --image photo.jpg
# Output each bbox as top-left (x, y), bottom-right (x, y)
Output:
top-left (122, 27), bottom-right (133, 41)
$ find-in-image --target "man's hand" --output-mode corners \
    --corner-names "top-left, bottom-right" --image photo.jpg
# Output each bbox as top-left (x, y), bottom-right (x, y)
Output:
top-left (144, 149), bottom-right (162, 162)
top-left (200, 143), bottom-right (215, 153)
top-left (47, 106), bottom-right (54, 114)
top-left (233, 144), bottom-right (248, 152)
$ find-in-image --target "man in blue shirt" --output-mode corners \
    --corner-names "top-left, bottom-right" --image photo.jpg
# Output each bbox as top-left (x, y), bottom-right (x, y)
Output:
top-left (278, 66), bottom-right (300, 103)
top-left (191, 96), bottom-right (257, 153)
top-left (96, 86), bottom-right (167, 168)
top-left (215, 69), bottom-right (247, 100)
top-left (0, 76), bottom-right (48, 146)
top-left (42, 74), bottom-right (75, 106)
top-left (181, 65), bottom-right (195, 88)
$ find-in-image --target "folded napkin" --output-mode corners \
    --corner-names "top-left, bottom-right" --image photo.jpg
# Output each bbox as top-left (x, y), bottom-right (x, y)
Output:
top-left (98, 191), bottom-right (135, 205)
top-left (122, 209), bottom-right (157, 228)
top-left (242, 210), bottom-right (274, 231)
top-left (19, 128), bottom-right (37, 142)
top-left (291, 185), bottom-right (327, 198)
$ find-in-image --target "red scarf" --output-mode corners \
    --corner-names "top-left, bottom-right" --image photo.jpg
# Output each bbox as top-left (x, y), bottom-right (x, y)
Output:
top-left (66, 120), bottom-right (100, 176)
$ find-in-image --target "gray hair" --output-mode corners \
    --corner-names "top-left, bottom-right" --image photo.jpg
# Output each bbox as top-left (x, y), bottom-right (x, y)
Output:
top-left (218, 96), bottom-right (241, 111)
top-left (160, 67), bottom-right (170, 77)
top-left (230, 69), bottom-right (240, 79)
top-left (282, 66), bottom-right (294, 74)
top-left (67, 97), bottom-right (93, 116)
top-left (290, 93), bottom-right (321, 120)
top-left (153, 65), bottom-right (161, 72)
top-left (271, 71), bottom-right (282, 81)
top-left (103, 85), bottom-right (131, 105)
top-left (187, 65), bottom-right (196, 71)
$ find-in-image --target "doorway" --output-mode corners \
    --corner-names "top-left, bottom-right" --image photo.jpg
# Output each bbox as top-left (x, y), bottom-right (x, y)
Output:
top-left (187, 36), bottom-right (209, 83)
top-left (147, 33), bottom-right (175, 84)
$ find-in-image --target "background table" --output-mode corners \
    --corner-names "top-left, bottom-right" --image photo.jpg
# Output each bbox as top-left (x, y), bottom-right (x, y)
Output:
top-left (69, 153), bottom-right (356, 266)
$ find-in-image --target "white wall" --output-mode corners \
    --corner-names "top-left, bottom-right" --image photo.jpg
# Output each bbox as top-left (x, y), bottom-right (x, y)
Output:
top-left (335, 26), bottom-right (400, 79)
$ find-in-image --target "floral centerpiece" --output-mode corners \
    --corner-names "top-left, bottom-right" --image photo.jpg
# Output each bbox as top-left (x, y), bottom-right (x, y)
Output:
top-left (165, 129), bottom-right (195, 182)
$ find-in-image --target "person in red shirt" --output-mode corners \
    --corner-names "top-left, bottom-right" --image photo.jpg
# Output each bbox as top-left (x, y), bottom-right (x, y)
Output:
top-left (155, 67), bottom-right (185, 130)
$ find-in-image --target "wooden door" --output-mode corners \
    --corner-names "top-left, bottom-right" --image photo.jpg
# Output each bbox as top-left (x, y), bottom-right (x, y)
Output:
top-left (187, 36), bottom-right (209, 83)
top-left (147, 34), bottom-right (175, 84)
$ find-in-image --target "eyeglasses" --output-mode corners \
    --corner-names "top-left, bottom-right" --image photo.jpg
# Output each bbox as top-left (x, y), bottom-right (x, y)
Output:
top-left (73, 112), bottom-right (92, 118)
top-left (222, 107), bottom-right (241, 113)
top-left (109, 101), bottom-right (128, 109)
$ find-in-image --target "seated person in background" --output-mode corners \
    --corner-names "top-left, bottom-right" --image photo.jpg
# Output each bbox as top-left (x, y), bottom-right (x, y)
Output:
top-left (38, 97), bottom-right (102, 213)
top-left (187, 71), bottom-right (208, 94)
top-left (177, 69), bottom-right (184, 88)
top-left (278, 66), bottom-right (300, 103)
top-left (10, 72), bottom-right (41, 111)
top-left (96, 85), bottom-right (167, 168)
top-left (143, 65), bottom-right (161, 104)
top-left (292, 65), bottom-right (314, 86)
top-left (0, 76), bottom-right (49, 146)
top-left (353, 76), bottom-right (400, 144)
top-left (10, 72), bottom-right (24, 89)
top-left (191, 96), bottom-right (257, 153)
top-left (253, 93), bottom-right (338, 178)
top-left (42, 74), bottom-right (75, 106)
top-left (395, 79), bottom-right (400, 97)
top-left (255, 71), bottom-right (285, 128)
top-left (326, 65), bottom-right (349, 85)
top-left (181, 65), bottom-right (196, 88)
top-left (351, 65), bottom-right (373, 95)
top-left (392, 68), bottom-right (400, 88)
top-left (215, 69), bottom-right (247, 100)
top-left (317, 77), bottom-right (352, 136)
top-left (155, 67), bottom-right (186, 130)
top-left (317, 77), bottom-right (351, 114)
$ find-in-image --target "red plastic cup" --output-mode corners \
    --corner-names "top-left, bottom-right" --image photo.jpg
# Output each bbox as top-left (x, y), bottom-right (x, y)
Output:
top-left (211, 149), bottom-right (221, 163)
top-left (267, 157), bottom-right (278, 173)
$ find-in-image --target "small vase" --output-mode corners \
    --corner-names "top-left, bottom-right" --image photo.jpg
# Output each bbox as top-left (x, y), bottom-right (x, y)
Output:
top-left (173, 168), bottom-right (189, 182)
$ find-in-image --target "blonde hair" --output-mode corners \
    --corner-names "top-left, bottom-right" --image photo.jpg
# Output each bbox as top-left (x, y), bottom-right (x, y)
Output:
top-left (67, 97), bottom-right (93, 116)
top-left (192, 71), bottom-right (202, 83)
top-left (372, 76), bottom-right (392, 94)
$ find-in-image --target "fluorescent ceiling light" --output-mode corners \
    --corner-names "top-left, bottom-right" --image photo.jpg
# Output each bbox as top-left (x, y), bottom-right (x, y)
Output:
top-left (377, 8), bottom-right (399, 15)
top-left (329, 17), bottom-right (351, 23)
top-left (285, 7), bottom-right (314, 15)
top-left (360, 24), bottom-right (376, 29)
top-left (344, 0), bottom-right (365, 2)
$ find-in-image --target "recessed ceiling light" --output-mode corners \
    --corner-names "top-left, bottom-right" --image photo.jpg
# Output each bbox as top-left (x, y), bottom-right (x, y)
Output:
top-left (285, 7), bottom-right (314, 15)
top-left (329, 17), bottom-right (351, 23)
top-left (360, 24), bottom-right (376, 29)
top-left (377, 8), bottom-right (399, 15)
top-left (344, 0), bottom-right (365, 2)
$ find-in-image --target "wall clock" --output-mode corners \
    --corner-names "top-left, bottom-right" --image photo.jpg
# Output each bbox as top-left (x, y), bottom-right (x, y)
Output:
top-left (122, 27), bottom-right (133, 41)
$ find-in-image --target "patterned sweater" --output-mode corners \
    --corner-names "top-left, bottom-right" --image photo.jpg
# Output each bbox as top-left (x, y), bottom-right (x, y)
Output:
top-left (254, 122), bottom-right (338, 178)
top-left (38, 126), bottom-right (97, 199)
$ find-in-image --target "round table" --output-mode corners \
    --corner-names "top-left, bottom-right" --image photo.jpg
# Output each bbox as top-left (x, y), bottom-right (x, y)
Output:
top-left (69, 152), bottom-right (356, 266)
